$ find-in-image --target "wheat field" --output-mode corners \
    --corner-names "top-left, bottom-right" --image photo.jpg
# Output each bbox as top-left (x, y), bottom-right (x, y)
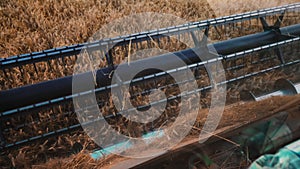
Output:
top-left (0, 0), bottom-right (299, 168)
top-left (0, 0), bottom-right (298, 58)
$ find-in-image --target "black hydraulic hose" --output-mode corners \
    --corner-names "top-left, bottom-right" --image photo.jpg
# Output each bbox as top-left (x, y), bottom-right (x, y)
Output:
top-left (1, 24), bottom-right (300, 112)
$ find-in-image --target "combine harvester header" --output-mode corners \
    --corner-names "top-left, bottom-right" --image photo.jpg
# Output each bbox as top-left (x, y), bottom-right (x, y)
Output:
top-left (0, 4), bottom-right (299, 168)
